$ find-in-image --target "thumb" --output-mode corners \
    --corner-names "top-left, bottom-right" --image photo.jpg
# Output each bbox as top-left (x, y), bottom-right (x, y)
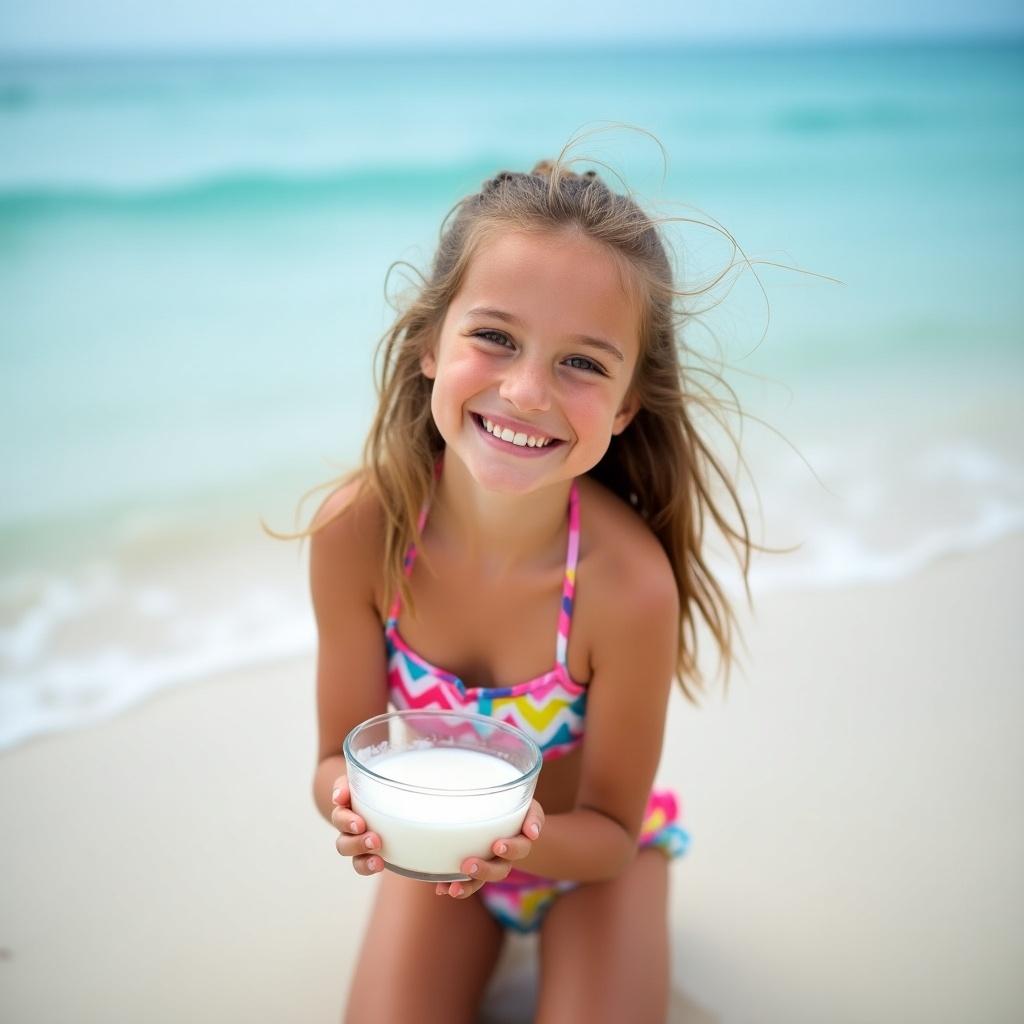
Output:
top-left (331, 776), bottom-right (349, 805)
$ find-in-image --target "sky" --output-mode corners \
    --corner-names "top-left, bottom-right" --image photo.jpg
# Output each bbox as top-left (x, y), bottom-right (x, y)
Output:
top-left (1, 0), bottom-right (1023, 55)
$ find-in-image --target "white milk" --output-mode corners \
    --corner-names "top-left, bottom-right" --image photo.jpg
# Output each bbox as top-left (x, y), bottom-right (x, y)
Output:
top-left (350, 746), bottom-right (531, 879)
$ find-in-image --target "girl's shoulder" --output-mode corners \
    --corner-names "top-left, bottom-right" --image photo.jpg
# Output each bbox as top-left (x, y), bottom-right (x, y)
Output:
top-left (308, 474), bottom-right (388, 608)
top-left (310, 473), bottom-right (386, 545)
top-left (576, 474), bottom-right (678, 612)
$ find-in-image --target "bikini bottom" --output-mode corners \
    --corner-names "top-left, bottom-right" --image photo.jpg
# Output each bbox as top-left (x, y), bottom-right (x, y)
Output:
top-left (476, 788), bottom-right (690, 935)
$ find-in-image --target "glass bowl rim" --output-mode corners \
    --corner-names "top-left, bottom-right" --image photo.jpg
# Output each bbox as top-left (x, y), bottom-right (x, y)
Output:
top-left (343, 709), bottom-right (543, 797)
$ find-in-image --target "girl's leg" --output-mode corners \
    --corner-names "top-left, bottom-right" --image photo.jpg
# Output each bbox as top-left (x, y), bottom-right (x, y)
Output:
top-left (533, 848), bottom-right (671, 1024)
top-left (344, 870), bottom-right (506, 1024)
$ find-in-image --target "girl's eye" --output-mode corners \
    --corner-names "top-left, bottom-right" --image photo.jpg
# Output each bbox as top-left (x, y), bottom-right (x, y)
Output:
top-left (474, 331), bottom-right (605, 375)
top-left (564, 355), bottom-right (605, 375)
top-left (474, 330), bottom-right (512, 347)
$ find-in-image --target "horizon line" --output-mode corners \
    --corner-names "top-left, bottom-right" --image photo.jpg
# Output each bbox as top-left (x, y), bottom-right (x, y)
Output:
top-left (2, 29), bottom-right (1022, 63)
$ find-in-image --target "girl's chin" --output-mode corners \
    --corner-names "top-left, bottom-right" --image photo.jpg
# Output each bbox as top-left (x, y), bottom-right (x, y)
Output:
top-left (467, 462), bottom-right (544, 493)
top-left (448, 448), bottom-right (551, 494)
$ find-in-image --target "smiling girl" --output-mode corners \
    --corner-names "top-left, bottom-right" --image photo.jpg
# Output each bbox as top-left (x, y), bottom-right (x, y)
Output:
top-left (299, 148), bottom-right (754, 1022)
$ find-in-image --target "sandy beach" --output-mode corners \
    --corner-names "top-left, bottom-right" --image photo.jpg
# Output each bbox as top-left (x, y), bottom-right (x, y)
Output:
top-left (1, 535), bottom-right (1021, 1023)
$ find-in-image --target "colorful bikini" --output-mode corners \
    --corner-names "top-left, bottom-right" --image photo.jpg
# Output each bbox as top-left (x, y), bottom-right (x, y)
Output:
top-left (385, 458), bottom-right (690, 933)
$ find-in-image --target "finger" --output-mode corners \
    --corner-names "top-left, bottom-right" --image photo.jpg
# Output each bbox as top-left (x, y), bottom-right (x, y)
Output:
top-left (352, 853), bottom-right (384, 876)
top-left (331, 805), bottom-right (367, 835)
top-left (335, 831), bottom-right (381, 859)
top-left (447, 879), bottom-right (484, 899)
top-left (523, 800), bottom-right (545, 839)
top-left (462, 857), bottom-right (511, 884)
top-left (331, 777), bottom-right (349, 805)
top-left (492, 835), bottom-right (534, 862)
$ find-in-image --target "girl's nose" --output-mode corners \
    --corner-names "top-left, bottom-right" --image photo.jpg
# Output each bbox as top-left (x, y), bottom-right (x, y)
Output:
top-left (498, 360), bottom-right (551, 412)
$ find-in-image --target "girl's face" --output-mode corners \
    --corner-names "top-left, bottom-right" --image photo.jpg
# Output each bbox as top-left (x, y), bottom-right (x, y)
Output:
top-left (421, 227), bottom-right (641, 495)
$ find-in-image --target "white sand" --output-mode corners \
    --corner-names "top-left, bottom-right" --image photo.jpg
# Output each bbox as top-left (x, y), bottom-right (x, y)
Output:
top-left (1, 537), bottom-right (1021, 1023)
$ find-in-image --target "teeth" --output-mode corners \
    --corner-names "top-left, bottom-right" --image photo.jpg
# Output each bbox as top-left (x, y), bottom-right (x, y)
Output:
top-left (481, 417), bottom-right (553, 448)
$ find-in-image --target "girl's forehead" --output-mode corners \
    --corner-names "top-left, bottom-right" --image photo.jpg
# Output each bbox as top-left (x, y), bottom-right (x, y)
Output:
top-left (452, 229), bottom-right (641, 349)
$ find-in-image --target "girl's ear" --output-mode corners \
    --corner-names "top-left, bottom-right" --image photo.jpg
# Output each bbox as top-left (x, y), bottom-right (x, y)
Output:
top-left (420, 346), bottom-right (438, 380)
top-left (611, 392), bottom-right (640, 436)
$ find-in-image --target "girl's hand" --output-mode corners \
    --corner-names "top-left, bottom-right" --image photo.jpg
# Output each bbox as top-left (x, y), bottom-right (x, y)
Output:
top-left (436, 799), bottom-right (546, 900)
top-left (330, 775), bottom-right (385, 876)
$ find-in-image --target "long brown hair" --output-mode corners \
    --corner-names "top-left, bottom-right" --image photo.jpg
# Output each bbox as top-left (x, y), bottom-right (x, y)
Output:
top-left (272, 127), bottom-right (778, 701)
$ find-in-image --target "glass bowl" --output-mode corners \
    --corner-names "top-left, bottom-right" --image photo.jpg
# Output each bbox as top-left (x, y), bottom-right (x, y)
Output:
top-left (343, 709), bottom-right (542, 882)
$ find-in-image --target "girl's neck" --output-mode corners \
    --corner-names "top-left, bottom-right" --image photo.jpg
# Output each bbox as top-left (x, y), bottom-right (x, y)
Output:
top-left (430, 454), bottom-right (573, 577)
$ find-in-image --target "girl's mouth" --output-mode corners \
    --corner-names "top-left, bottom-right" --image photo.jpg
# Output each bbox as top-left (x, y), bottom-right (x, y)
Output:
top-left (470, 414), bottom-right (565, 457)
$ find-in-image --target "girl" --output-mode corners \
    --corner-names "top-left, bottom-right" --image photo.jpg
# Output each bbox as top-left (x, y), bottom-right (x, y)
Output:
top-left (302, 150), bottom-right (753, 1022)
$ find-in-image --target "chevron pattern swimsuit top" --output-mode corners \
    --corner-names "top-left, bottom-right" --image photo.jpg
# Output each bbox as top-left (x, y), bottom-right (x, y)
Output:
top-left (385, 472), bottom-right (588, 761)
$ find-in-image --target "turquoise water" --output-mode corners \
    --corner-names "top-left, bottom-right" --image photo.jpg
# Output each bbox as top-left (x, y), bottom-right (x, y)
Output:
top-left (1, 40), bottom-right (1022, 749)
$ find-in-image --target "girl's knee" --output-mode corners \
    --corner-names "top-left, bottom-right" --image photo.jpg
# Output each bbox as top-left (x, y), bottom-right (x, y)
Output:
top-left (345, 875), bottom-right (505, 1024)
top-left (533, 852), bottom-right (671, 1022)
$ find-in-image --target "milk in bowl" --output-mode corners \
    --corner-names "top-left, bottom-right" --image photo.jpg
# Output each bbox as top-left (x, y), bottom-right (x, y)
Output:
top-left (343, 710), bottom-right (542, 881)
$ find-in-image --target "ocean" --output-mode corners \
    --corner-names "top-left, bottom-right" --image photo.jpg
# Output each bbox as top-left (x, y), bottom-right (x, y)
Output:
top-left (1, 39), bottom-right (1022, 750)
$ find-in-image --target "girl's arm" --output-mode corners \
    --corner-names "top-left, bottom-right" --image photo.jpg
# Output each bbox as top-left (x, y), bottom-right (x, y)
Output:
top-left (309, 481), bottom-right (390, 826)
top-left (510, 536), bottom-right (680, 883)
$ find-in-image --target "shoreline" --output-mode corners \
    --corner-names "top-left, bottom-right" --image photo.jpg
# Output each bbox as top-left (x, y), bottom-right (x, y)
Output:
top-left (1, 536), bottom-right (1021, 1022)
top-left (6, 515), bottom-right (1024, 758)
